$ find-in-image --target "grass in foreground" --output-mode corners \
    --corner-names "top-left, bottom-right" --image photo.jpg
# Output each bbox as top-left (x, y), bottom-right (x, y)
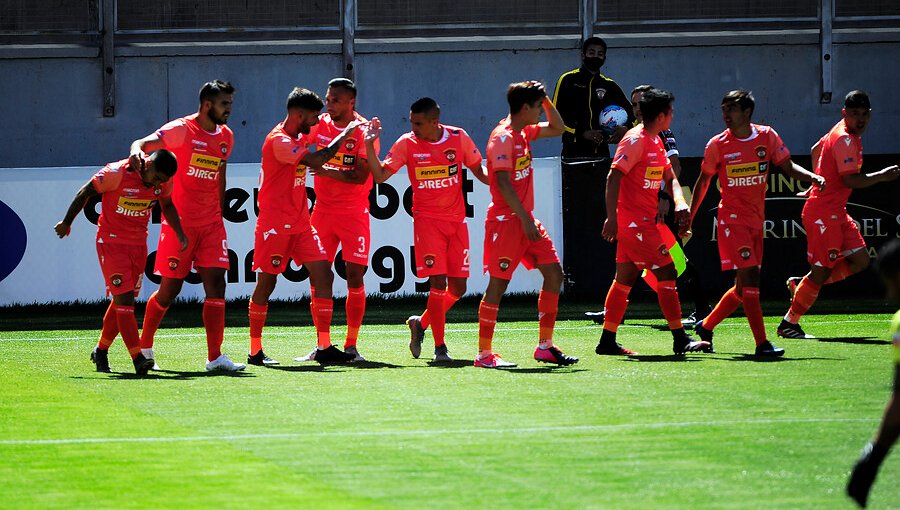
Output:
top-left (0, 313), bottom-right (897, 509)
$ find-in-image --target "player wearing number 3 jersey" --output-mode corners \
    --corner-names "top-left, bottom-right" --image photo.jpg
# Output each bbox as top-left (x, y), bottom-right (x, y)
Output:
top-left (364, 97), bottom-right (488, 363)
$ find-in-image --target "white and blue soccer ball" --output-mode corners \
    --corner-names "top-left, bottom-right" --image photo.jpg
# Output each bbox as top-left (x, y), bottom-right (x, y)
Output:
top-left (599, 105), bottom-right (629, 130)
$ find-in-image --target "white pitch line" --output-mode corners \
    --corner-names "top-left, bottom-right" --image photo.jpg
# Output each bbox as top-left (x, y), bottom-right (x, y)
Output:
top-left (0, 417), bottom-right (874, 446)
top-left (0, 318), bottom-right (889, 343)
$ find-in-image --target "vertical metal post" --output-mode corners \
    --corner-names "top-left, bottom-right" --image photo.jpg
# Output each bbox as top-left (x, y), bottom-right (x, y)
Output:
top-left (819, 0), bottom-right (833, 104)
top-left (101, 0), bottom-right (116, 116)
top-left (580, 0), bottom-right (594, 42)
top-left (342, 0), bottom-right (356, 81)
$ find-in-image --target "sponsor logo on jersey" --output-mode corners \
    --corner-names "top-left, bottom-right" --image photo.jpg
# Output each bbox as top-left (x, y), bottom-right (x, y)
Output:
top-left (644, 166), bottom-right (664, 180)
top-left (725, 151), bottom-right (741, 161)
top-left (515, 153), bottom-right (532, 171)
top-left (415, 164), bottom-right (459, 180)
top-left (328, 152), bottom-right (356, 167)
top-left (726, 162), bottom-right (768, 186)
top-left (191, 139), bottom-right (208, 149)
top-left (190, 153), bottom-right (223, 171)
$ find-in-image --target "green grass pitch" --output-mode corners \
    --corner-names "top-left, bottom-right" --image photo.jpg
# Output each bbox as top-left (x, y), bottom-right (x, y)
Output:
top-left (0, 313), bottom-right (897, 509)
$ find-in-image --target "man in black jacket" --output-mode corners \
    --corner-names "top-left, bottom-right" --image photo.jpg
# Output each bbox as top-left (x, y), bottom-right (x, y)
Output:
top-left (552, 37), bottom-right (633, 299)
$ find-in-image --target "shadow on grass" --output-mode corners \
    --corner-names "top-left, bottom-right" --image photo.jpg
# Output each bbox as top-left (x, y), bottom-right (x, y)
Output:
top-left (816, 336), bottom-right (888, 345)
top-left (425, 359), bottom-right (472, 369)
top-left (267, 364), bottom-right (331, 372)
top-left (101, 369), bottom-right (257, 380)
top-left (348, 360), bottom-right (405, 369)
top-left (621, 354), bottom-right (703, 363)
top-left (724, 354), bottom-right (843, 363)
top-left (507, 366), bottom-right (589, 374)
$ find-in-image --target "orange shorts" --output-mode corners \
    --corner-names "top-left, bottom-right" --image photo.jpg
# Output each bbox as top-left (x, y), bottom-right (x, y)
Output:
top-left (154, 221), bottom-right (230, 279)
top-left (96, 239), bottom-right (146, 296)
top-left (716, 221), bottom-right (763, 271)
top-left (802, 210), bottom-right (866, 268)
top-left (252, 225), bottom-right (327, 274)
top-left (310, 208), bottom-right (370, 265)
top-left (615, 221), bottom-right (674, 270)
top-left (413, 217), bottom-right (469, 278)
top-left (483, 217), bottom-right (559, 281)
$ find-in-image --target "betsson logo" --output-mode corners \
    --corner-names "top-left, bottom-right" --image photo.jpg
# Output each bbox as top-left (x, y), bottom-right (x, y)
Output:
top-left (0, 200), bottom-right (27, 283)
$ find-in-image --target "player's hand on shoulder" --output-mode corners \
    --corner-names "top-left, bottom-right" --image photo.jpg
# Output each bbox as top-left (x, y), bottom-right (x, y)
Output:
top-left (54, 221), bottom-right (71, 238)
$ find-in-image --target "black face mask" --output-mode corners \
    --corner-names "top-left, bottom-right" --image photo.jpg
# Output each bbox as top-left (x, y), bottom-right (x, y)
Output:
top-left (583, 56), bottom-right (605, 71)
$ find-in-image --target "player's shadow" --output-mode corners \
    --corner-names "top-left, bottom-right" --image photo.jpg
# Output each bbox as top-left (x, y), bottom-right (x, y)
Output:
top-left (816, 336), bottom-right (888, 345)
top-left (622, 354), bottom-right (703, 362)
top-left (267, 364), bottom-right (330, 372)
top-left (104, 369), bottom-right (257, 380)
top-left (348, 360), bottom-right (404, 369)
top-left (426, 359), bottom-right (472, 368)
top-left (724, 354), bottom-right (843, 363)
top-left (507, 366), bottom-right (589, 373)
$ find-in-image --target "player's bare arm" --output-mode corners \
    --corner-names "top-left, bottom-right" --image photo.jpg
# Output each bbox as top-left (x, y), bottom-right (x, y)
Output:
top-left (362, 117), bottom-right (393, 184)
top-left (689, 172), bottom-right (714, 226)
top-left (303, 120), bottom-right (363, 169)
top-left (129, 133), bottom-right (166, 170)
top-left (159, 194), bottom-right (189, 251)
top-left (665, 168), bottom-right (691, 236)
top-left (842, 164), bottom-right (900, 188)
top-left (467, 163), bottom-right (489, 185)
top-left (602, 168), bottom-right (622, 242)
top-left (779, 160), bottom-right (826, 191)
top-left (54, 180), bottom-right (99, 238)
top-left (218, 161), bottom-right (227, 212)
top-left (536, 94), bottom-right (566, 139)
top-left (496, 171), bottom-right (541, 241)
top-left (810, 138), bottom-right (823, 165)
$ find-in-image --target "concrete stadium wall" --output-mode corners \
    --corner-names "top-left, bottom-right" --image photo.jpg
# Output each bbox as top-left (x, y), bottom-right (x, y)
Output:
top-left (2, 34), bottom-right (899, 169)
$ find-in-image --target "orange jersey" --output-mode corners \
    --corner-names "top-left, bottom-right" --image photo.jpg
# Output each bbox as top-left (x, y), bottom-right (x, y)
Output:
top-left (383, 125), bottom-right (482, 222)
top-left (92, 159), bottom-right (172, 246)
top-left (806, 119), bottom-right (863, 213)
top-left (257, 122), bottom-right (312, 231)
top-left (485, 118), bottom-right (541, 221)
top-left (155, 114), bottom-right (233, 228)
top-left (701, 124), bottom-right (790, 227)
top-left (310, 112), bottom-right (376, 214)
top-left (610, 125), bottom-right (672, 226)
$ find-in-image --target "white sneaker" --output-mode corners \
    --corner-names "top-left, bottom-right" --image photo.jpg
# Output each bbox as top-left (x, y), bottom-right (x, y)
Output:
top-left (205, 354), bottom-right (246, 372)
top-left (344, 346), bottom-right (366, 361)
top-left (141, 348), bottom-right (161, 371)
top-left (294, 348), bottom-right (318, 362)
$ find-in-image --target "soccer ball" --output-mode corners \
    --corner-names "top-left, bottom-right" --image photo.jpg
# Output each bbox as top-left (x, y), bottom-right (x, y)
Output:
top-left (599, 105), bottom-right (628, 130)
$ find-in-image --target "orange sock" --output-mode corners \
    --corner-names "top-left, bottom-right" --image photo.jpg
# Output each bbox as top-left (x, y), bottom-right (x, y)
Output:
top-left (537, 290), bottom-right (559, 347)
top-left (426, 289), bottom-right (448, 347)
top-left (478, 301), bottom-right (499, 354)
top-left (345, 287), bottom-right (365, 348)
top-left (421, 292), bottom-right (460, 330)
top-left (824, 259), bottom-right (853, 284)
top-left (602, 281), bottom-right (631, 333)
top-left (98, 301), bottom-right (118, 349)
top-left (248, 299), bottom-right (268, 355)
top-left (785, 276), bottom-right (821, 324)
top-left (203, 298), bottom-right (226, 361)
top-left (309, 286), bottom-right (318, 329)
top-left (312, 297), bottom-right (333, 349)
top-left (703, 286), bottom-right (742, 330)
top-left (741, 287), bottom-right (767, 345)
top-left (657, 280), bottom-right (684, 330)
top-left (115, 305), bottom-right (142, 359)
top-left (140, 291), bottom-right (168, 349)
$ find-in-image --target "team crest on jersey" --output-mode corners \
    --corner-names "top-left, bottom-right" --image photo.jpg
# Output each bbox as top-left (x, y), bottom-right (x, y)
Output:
top-left (755, 146), bottom-right (767, 159)
top-left (154, 188), bottom-right (162, 196)
top-left (659, 245), bottom-right (669, 256)
top-left (739, 247), bottom-right (752, 260)
top-left (168, 257), bottom-right (179, 270)
top-left (444, 149), bottom-right (457, 162)
top-left (110, 274), bottom-right (123, 288)
top-left (219, 142), bottom-right (229, 156)
top-left (271, 255), bottom-right (282, 268)
top-left (498, 257), bottom-right (511, 272)
top-left (828, 249), bottom-right (840, 261)
top-left (595, 88), bottom-right (607, 100)
top-left (345, 138), bottom-right (357, 152)
top-left (424, 254), bottom-right (436, 268)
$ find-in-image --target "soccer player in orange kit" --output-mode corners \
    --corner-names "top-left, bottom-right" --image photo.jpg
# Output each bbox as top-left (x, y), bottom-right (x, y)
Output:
top-left (778, 90), bottom-right (900, 339)
top-left (54, 149), bottom-right (186, 375)
top-left (362, 97), bottom-right (489, 362)
top-left (248, 88), bottom-right (364, 366)
top-left (129, 80), bottom-right (245, 372)
top-left (475, 81), bottom-right (578, 368)
top-left (690, 89), bottom-right (824, 356)
top-left (595, 87), bottom-right (709, 357)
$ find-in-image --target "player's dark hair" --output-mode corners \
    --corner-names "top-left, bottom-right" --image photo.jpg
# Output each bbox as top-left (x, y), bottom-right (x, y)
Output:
top-left (199, 80), bottom-right (235, 103)
top-left (150, 149), bottom-right (178, 177)
top-left (722, 89), bottom-right (755, 116)
top-left (639, 88), bottom-right (675, 122)
top-left (286, 87), bottom-right (324, 112)
top-left (507, 81), bottom-right (547, 114)
top-left (328, 77), bottom-right (357, 98)
top-left (631, 84), bottom-right (654, 96)
top-left (877, 240), bottom-right (900, 279)
top-left (844, 90), bottom-right (871, 110)
top-left (410, 97), bottom-right (440, 118)
top-left (582, 36), bottom-right (607, 53)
